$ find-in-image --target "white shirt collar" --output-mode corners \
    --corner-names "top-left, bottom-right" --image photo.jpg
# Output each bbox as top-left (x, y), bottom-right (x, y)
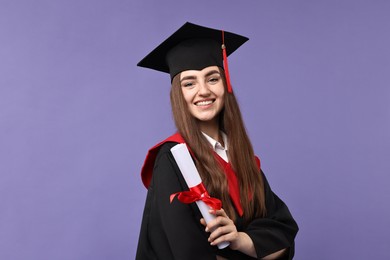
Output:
top-left (202, 132), bottom-right (229, 162)
top-left (202, 132), bottom-right (228, 150)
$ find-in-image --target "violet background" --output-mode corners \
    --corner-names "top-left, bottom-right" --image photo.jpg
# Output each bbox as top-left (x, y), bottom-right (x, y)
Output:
top-left (1, 0), bottom-right (389, 259)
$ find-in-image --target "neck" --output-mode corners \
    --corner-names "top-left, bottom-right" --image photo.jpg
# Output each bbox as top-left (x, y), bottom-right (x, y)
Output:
top-left (199, 119), bottom-right (221, 143)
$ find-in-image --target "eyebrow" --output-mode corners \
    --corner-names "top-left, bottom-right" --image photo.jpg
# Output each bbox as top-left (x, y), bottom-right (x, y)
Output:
top-left (180, 70), bottom-right (221, 82)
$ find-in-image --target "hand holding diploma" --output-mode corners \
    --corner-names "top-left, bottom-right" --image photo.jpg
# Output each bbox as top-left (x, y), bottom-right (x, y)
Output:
top-left (170, 144), bottom-right (230, 250)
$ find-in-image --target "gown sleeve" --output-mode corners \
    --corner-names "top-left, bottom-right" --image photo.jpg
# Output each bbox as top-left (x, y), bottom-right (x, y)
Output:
top-left (244, 170), bottom-right (299, 260)
top-left (136, 142), bottom-right (218, 260)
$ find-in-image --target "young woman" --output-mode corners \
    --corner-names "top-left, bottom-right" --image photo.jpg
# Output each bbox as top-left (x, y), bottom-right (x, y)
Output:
top-left (136, 22), bottom-right (298, 260)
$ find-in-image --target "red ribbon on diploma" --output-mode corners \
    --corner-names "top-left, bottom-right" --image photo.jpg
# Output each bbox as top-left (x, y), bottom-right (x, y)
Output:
top-left (170, 183), bottom-right (222, 211)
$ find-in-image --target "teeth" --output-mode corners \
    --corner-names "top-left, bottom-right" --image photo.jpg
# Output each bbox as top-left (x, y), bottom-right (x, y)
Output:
top-left (195, 100), bottom-right (213, 106)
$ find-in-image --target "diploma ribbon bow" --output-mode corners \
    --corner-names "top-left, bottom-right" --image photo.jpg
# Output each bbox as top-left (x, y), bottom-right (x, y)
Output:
top-left (170, 183), bottom-right (222, 211)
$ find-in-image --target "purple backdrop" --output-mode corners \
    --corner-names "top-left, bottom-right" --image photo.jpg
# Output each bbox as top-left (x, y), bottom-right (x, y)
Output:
top-left (1, 1), bottom-right (389, 259)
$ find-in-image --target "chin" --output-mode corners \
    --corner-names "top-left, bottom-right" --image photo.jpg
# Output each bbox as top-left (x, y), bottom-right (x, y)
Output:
top-left (195, 114), bottom-right (215, 121)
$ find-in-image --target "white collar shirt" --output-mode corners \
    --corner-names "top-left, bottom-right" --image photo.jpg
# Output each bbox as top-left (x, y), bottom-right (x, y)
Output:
top-left (202, 132), bottom-right (229, 163)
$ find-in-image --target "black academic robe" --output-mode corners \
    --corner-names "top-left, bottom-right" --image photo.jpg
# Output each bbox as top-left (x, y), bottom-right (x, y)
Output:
top-left (136, 141), bottom-right (298, 260)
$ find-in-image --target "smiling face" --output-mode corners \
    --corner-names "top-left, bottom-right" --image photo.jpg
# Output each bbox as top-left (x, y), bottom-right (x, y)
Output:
top-left (180, 66), bottom-right (225, 131)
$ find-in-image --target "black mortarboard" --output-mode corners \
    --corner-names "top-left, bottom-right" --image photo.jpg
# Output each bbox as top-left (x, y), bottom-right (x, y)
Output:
top-left (137, 22), bottom-right (248, 92)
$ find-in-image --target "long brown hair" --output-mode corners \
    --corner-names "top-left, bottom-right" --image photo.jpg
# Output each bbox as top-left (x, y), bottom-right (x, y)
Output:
top-left (170, 67), bottom-right (266, 223)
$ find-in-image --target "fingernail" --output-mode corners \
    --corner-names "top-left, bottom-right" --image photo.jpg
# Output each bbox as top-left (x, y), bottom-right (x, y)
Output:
top-left (205, 227), bottom-right (209, 232)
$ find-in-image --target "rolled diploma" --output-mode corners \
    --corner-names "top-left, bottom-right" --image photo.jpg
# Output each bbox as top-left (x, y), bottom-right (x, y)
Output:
top-left (171, 143), bottom-right (229, 249)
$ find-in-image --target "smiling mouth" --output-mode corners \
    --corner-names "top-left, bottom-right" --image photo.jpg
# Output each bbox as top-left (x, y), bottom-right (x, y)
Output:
top-left (194, 99), bottom-right (215, 106)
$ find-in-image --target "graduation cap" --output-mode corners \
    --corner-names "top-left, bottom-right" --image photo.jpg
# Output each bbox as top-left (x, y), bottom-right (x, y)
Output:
top-left (137, 22), bottom-right (249, 93)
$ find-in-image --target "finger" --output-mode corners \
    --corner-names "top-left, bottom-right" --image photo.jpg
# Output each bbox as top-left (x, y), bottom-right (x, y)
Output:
top-left (209, 208), bottom-right (227, 217)
top-left (210, 232), bottom-right (234, 246)
top-left (206, 215), bottom-right (230, 232)
top-left (200, 218), bottom-right (206, 227)
top-left (208, 224), bottom-right (235, 242)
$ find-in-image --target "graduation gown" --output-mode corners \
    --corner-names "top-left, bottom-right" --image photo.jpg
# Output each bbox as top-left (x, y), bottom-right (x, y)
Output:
top-left (136, 135), bottom-right (298, 260)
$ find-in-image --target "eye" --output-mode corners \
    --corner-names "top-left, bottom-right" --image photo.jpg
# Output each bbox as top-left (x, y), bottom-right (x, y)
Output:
top-left (181, 81), bottom-right (195, 88)
top-left (208, 75), bottom-right (220, 84)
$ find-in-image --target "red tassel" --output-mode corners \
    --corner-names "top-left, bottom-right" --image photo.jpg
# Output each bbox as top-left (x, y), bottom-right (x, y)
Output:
top-left (222, 31), bottom-right (233, 93)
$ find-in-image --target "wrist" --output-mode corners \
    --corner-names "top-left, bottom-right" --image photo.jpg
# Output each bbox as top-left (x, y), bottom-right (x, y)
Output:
top-left (231, 232), bottom-right (257, 258)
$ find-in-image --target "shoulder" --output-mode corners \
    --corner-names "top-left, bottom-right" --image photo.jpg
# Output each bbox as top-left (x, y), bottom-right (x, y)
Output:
top-left (150, 142), bottom-right (188, 193)
top-left (154, 142), bottom-right (180, 166)
top-left (141, 133), bottom-right (185, 188)
top-left (157, 142), bottom-right (179, 156)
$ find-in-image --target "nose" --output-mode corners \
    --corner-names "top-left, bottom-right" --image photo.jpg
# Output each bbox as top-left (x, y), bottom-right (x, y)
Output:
top-left (198, 81), bottom-right (211, 96)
